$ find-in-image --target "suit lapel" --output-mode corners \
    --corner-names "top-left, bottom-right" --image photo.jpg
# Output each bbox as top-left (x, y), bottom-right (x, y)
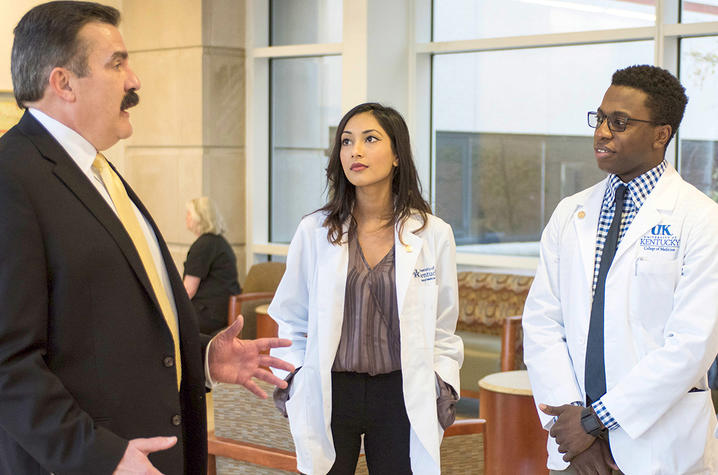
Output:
top-left (18, 112), bottom-right (163, 318)
top-left (122, 177), bottom-right (202, 349)
top-left (119, 167), bottom-right (186, 319)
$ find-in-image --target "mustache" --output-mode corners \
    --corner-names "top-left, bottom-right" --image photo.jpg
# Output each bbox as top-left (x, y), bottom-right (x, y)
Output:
top-left (120, 89), bottom-right (140, 111)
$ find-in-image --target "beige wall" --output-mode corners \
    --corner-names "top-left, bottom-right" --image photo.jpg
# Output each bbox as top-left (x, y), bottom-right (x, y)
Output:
top-left (122, 0), bottom-right (246, 276)
top-left (0, 0), bottom-right (123, 91)
top-left (1, 0), bottom-right (246, 278)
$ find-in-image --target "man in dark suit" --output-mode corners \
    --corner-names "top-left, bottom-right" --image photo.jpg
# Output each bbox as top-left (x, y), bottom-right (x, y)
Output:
top-left (0, 2), bottom-right (293, 473)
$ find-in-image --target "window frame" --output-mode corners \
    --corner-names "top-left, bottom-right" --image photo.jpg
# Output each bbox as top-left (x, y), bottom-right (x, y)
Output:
top-left (246, 0), bottom-right (718, 272)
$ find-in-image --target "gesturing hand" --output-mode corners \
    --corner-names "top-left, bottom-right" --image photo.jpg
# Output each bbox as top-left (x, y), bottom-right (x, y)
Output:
top-left (540, 403), bottom-right (595, 461)
top-left (113, 436), bottom-right (177, 474)
top-left (208, 315), bottom-right (295, 398)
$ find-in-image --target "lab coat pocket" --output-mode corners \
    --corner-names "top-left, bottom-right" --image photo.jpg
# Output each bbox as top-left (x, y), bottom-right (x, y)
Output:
top-left (634, 257), bottom-right (677, 276)
top-left (630, 258), bottom-right (678, 330)
top-left (649, 390), bottom-right (713, 473)
top-left (285, 366), bottom-right (303, 413)
top-left (285, 367), bottom-right (307, 436)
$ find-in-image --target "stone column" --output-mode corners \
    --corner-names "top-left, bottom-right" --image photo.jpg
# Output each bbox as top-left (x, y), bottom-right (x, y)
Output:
top-left (120, 0), bottom-right (246, 277)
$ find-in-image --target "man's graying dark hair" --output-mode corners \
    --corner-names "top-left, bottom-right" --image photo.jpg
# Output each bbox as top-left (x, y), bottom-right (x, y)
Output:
top-left (11, 1), bottom-right (120, 109)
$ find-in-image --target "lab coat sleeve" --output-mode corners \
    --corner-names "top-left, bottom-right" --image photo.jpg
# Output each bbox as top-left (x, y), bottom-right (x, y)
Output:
top-left (601, 198), bottom-right (718, 439)
top-left (523, 201), bottom-right (584, 429)
top-left (268, 216), bottom-right (316, 379)
top-left (433, 221), bottom-right (463, 394)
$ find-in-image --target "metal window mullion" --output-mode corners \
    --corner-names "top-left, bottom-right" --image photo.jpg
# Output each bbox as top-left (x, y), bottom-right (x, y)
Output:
top-left (658, 0), bottom-right (681, 169)
top-left (253, 42), bottom-right (343, 59)
top-left (418, 26), bottom-right (657, 55)
top-left (663, 21), bottom-right (718, 37)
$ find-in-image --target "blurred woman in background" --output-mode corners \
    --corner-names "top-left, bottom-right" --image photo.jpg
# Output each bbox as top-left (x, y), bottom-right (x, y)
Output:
top-left (183, 196), bottom-right (241, 336)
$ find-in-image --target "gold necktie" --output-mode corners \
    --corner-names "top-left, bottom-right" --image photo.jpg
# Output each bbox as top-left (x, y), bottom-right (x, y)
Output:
top-left (92, 153), bottom-right (182, 390)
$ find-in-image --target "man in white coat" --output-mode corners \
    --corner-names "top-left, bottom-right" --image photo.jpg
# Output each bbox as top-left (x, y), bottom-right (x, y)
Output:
top-left (523, 64), bottom-right (718, 474)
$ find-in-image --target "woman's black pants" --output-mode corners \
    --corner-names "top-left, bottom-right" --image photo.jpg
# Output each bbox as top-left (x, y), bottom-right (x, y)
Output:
top-left (328, 370), bottom-right (412, 474)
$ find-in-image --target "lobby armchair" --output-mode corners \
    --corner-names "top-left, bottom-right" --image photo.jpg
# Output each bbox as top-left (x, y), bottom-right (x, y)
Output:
top-left (227, 261), bottom-right (285, 339)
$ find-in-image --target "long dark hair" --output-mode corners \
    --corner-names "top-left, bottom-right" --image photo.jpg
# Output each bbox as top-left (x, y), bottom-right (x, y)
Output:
top-left (318, 102), bottom-right (431, 245)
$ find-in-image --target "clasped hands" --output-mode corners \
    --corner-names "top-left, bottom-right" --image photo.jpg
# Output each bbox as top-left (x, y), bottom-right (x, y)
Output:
top-left (540, 404), bottom-right (619, 475)
top-left (113, 315), bottom-right (294, 474)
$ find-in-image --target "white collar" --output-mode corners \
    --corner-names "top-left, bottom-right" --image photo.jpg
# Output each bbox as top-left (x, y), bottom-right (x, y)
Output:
top-left (28, 108), bottom-right (97, 174)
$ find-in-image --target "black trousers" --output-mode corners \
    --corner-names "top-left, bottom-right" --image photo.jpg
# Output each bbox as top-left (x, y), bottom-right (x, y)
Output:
top-left (328, 370), bottom-right (412, 475)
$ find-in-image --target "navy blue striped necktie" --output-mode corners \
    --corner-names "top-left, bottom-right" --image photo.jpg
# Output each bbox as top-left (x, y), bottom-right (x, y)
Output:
top-left (585, 184), bottom-right (627, 404)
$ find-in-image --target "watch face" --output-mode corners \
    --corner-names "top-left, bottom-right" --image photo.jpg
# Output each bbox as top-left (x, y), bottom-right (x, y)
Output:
top-left (580, 407), bottom-right (603, 437)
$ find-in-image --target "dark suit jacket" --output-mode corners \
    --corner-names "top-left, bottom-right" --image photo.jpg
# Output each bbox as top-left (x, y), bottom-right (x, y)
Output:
top-left (0, 112), bottom-right (209, 474)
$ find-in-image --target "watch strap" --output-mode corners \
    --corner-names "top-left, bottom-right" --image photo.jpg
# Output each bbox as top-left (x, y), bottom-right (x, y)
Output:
top-left (580, 406), bottom-right (607, 438)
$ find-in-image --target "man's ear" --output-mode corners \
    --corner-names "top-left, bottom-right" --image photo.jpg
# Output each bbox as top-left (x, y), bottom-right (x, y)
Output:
top-left (47, 67), bottom-right (76, 102)
top-left (653, 124), bottom-right (672, 150)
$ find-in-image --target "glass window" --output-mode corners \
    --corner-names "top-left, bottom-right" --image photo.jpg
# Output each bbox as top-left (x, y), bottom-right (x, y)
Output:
top-left (432, 41), bottom-right (653, 253)
top-left (681, 1), bottom-right (718, 23)
top-left (433, 0), bottom-right (655, 41)
top-left (678, 36), bottom-right (718, 202)
top-left (270, 56), bottom-right (342, 243)
top-left (270, 0), bottom-right (342, 45)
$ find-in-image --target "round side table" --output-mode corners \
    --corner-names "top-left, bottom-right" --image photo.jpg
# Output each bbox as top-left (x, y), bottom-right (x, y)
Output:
top-left (479, 370), bottom-right (548, 474)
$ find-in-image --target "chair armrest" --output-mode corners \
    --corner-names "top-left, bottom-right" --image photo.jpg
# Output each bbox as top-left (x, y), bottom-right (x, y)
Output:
top-left (207, 431), bottom-right (299, 472)
top-left (444, 418), bottom-right (486, 437)
top-left (500, 315), bottom-right (523, 371)
top-left (228, 292), bottom-right (275, 325)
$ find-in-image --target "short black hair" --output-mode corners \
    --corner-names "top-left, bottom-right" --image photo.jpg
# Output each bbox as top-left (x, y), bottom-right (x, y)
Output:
top-left (611, 65), bottom-right (688, 145)
top-left (11, 1), bottom-right (120, 108)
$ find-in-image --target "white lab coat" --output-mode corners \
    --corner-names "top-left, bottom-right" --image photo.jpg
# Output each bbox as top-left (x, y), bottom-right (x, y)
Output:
top-left (523, 164), bottom-right (718, 474)
top-left (269, 212), bottom-right (463, 475)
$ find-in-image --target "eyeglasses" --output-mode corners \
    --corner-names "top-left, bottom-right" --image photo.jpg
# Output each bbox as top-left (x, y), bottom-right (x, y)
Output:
top-left (587, 111), bottom-right (657, 133)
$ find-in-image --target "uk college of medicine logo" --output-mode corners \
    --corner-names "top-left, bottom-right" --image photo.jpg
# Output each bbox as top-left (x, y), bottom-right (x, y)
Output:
top-left (640, 224), bottom-right (680, 253)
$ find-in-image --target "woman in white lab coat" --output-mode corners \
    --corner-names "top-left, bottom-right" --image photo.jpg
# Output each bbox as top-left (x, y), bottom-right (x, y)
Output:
top-left (269, 103), bottom-right (463, 475)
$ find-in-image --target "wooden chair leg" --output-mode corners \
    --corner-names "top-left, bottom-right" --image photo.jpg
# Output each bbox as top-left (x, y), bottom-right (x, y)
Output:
top-left (207, 453), bottom-right (217, 475)
top-left (501, 315), bottom-right (523, 371)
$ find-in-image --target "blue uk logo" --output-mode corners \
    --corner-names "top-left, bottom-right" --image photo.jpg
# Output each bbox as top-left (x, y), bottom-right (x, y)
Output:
top-left (651, 224), bottom-right (672, 236)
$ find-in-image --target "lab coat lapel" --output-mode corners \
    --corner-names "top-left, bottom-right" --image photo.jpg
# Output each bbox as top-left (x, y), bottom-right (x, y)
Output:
top-left (574, 180), bottom-right (606, 289)
top-left (613, 166), bottom-right (680, 264)
top-left (395, 216), bottom-right (424, 317)
top-left (314, 225), bottom-right (348, 376)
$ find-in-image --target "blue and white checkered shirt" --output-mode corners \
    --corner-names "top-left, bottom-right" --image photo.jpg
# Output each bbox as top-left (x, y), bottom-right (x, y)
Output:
top-left (591, 160), bottom-right (667, 294)
top-left (590, 160), bottom-right (667, 430)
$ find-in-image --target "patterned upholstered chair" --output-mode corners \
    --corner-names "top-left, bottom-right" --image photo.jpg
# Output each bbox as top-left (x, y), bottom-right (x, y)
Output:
top-left (456, 272), bottom-right (533, 398)
top-left (228, 261), bottom-right (286, 339)
top-left (208, 380), bottom-right (299, 474)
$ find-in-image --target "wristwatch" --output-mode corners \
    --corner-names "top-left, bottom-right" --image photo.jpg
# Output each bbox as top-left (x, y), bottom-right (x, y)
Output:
top-left (580, 406), bottom-right (607, 439)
